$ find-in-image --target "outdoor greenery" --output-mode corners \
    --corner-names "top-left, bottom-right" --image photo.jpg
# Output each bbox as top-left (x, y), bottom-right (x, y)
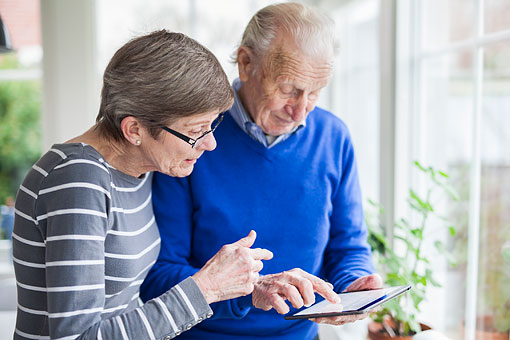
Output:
top-left (0, 54), bottom-right (41, 210)
top-left (366, 161), bottom-right (459, 336)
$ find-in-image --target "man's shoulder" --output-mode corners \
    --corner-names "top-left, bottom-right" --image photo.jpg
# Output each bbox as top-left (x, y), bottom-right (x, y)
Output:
top-left (308, 106), bottom-right (350, 134)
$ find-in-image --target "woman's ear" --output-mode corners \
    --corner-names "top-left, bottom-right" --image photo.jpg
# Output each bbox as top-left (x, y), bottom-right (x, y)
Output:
top-left (120, 116), bottom-right (143, 146)
top-left (237, 46), bottom-right (255, 82)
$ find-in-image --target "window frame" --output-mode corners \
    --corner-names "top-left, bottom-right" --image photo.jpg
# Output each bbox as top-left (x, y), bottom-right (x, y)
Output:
top-left (395, 1), bottom-right (510, 339)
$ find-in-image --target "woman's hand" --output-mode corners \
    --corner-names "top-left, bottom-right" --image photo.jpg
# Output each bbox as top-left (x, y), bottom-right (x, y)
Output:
top-left (192, 230), bottom-right (273, 304)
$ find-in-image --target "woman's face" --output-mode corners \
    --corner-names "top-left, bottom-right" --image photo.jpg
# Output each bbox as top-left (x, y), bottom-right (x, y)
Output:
top-left (142, 110), bottom-right (221, 177)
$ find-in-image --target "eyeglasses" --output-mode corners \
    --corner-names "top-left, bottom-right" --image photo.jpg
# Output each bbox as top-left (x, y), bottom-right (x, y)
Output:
top-left (161, 113), bottom-right (224, 149)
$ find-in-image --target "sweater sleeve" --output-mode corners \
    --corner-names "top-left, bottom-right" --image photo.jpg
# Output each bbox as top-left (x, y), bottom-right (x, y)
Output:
top-left (322, 130), bottom-right (376, 292)
top-left (15, 161), bottom-right (212, 340)
top-left (140, 172), bottom-right (249, 320)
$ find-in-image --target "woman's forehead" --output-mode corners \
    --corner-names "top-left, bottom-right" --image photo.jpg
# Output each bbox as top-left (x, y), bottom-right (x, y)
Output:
top-left (182, 110), bottom-right (221, 127)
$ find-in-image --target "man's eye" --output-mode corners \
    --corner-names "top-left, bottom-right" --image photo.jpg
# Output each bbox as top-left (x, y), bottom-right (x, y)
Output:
top-left (308, 92), bottom-right (319, 101)
top-left (279, 85), bottom-right (294, 95)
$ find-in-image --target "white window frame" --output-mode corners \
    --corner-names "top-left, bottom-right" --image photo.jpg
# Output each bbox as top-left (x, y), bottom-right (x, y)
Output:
top-left (40, 0), bottom-right (99, 151)
top-left (395, 1), bottom-right (510, 339)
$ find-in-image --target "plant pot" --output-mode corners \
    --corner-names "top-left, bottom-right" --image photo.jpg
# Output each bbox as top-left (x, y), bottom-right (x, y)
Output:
top-left (475, 329), bottom-right (509, 340)
top-left (368, 319), bottom-right (431, 340)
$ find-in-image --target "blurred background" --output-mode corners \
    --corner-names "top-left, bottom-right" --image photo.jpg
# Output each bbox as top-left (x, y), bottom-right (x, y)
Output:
top-left (0, 0), bottom-right (508, 339)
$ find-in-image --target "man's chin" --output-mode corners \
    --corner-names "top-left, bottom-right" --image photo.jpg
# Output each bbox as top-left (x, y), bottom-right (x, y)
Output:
top-left (265, 126), bottom-right (294, 136)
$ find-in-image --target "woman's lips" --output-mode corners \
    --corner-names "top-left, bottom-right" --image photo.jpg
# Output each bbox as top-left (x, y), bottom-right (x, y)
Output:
top-left (184, 159), bottom-right (197, 164)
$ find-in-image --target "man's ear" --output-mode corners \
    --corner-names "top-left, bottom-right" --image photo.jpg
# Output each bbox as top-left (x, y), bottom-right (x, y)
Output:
top-left (120, 116), bottom-right (143, 146)
top-left (237, 46), bottom-right (255, 82)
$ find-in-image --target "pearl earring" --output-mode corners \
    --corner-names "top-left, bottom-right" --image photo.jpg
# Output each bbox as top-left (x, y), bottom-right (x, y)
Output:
top-left (136, 140), bottom-right (141, 145)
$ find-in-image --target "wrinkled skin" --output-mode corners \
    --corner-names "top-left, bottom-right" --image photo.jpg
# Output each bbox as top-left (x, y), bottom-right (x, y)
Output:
top-left (311, 273), bottom-right (383, 325)
top-left (252, 268), bottom-right (341, 315)
top-left (192, 230), bottom-right (273, 304)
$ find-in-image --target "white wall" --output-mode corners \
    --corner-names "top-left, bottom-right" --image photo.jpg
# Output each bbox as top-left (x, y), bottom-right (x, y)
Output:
top-left (40, 0), bottom-right (100, 150)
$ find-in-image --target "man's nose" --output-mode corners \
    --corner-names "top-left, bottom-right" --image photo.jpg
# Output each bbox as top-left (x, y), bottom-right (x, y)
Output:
top-left (286, 95), bottom-right (308, 121)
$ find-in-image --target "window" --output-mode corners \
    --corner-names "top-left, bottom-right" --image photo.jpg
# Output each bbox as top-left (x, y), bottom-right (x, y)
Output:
top-left (324, 0), bottom-right (381, 202)
top-left (397, 0), bottom-right (510, 338)
top-left (0, 0), bottom-right (42, 236)
top-left (96, 0), bottom-right (279, 83)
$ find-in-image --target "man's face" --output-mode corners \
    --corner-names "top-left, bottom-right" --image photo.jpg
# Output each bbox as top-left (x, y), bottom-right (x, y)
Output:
top-left (238, 41), bottom-right (333, 136)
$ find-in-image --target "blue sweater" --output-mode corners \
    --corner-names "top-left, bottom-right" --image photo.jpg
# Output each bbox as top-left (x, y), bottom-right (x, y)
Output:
top-left (141, 107), bottom-right (375, 340)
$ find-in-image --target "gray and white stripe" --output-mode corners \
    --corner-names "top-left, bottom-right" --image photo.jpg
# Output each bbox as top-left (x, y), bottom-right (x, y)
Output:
top-left (13, 143), bottom-right (212, 340)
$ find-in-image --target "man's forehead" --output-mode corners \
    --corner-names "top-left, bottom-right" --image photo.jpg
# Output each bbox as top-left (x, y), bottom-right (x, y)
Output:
top-left (263, 47), bottom-right (333, 87)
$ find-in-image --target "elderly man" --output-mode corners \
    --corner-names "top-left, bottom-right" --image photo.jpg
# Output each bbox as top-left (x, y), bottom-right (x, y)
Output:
top-left (141, 3), bottom-right (382, 340)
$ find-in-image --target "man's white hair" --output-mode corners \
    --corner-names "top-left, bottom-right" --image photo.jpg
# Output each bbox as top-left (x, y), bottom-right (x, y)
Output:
top-left (235, 2), bottom-right (336, 64)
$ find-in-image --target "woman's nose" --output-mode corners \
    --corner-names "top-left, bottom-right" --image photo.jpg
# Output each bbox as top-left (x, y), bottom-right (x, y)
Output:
top-left (196, 132), bottom-right (217, 151)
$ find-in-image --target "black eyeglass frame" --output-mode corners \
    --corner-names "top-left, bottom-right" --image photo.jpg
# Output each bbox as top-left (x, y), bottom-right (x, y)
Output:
top-left (161, 113), bottom-right (224, 148)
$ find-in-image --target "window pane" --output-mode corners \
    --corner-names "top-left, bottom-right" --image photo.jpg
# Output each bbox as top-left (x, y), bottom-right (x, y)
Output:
top-left (0, 0), bottom-right (42, 243)
top-left (329, 0), bottom-right (380, 201)
top-left (484, 0), bottom-right (510, 35)
top-left (0, 80), bottom-right (42, 196)
top-left (477, 41), bottom-right (510, 337)
top-left (420, 0), bottom-right (475, 51)
top-left (96, 0), bottom-right (275, 82)
top-left (0, 0), bottom-right (42, 70)
top-left (418, 52), bottom-right (473, 338)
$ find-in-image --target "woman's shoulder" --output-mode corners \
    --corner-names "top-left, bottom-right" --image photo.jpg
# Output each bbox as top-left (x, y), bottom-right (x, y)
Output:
top-left (24, 143), bottom-right (112, 191)
top-left (16, 144), bottom-right (114, 221)
top-left (45, 142), bottom-right (108, 169)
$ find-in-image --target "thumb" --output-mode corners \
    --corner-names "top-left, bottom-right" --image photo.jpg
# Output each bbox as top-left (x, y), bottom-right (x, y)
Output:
top-left (233, 230), bottom-right (256, 248)
top-left (345, 273), bottom-right (383, 292)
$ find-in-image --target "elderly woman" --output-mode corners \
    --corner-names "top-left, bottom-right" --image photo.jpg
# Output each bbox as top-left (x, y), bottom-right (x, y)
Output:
top-left (12, 30), bottom-right (272, 340)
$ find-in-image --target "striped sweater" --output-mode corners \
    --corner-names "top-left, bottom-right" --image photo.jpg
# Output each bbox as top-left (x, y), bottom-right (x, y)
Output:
top-left (12, 143), bottom-right (212, 340)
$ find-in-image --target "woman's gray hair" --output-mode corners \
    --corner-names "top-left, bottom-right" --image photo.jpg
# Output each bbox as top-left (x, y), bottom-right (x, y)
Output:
top-left (234, 2), bottom-right (336, 64)
top-left (96, 30), bottom-right (234, 142)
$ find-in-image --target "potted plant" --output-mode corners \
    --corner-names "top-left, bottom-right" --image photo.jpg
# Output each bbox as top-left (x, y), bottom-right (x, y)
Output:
top-left (365, 161), bottom-right (458, 339)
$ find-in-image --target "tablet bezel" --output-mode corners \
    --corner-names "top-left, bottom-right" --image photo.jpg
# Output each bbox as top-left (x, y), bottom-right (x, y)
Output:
top-left (284, 284), bottom-right (411, 320)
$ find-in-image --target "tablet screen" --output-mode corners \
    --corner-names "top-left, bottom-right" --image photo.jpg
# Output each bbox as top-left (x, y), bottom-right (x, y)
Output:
top-left (284, 285), bottom-right (411, 320)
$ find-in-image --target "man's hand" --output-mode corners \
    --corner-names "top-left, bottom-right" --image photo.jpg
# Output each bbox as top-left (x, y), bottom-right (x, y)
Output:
top-left (344, 273), bottom-right (383, 293)
top-left (252, 268), bottom-right (340, 315)
top-left (310, 273), bottom-right (383, 325)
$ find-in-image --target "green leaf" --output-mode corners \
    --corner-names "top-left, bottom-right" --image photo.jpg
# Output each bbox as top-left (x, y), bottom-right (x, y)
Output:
top-left (438, 171), bottom-right (449, 178)
top-left (408, 317), bottom-right (422, 334)
top-left (414, 160), bottom-right (426, 172)
top-left (410, 228), bottom-right (423, 239)
top-left (449, 226), bottom-right (456, 236)
top-left (425, 269), bottom-right (442, 287)
top-left (408, 191), bottom-right (434, 213)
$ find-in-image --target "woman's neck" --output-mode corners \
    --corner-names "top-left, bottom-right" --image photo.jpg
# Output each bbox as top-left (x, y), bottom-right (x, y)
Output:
top-left (66, 126), bottom-right (146, 178)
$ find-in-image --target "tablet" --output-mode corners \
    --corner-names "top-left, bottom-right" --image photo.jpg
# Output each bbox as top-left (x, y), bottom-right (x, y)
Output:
top-left (284, 285), bottom-right (411, 320)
